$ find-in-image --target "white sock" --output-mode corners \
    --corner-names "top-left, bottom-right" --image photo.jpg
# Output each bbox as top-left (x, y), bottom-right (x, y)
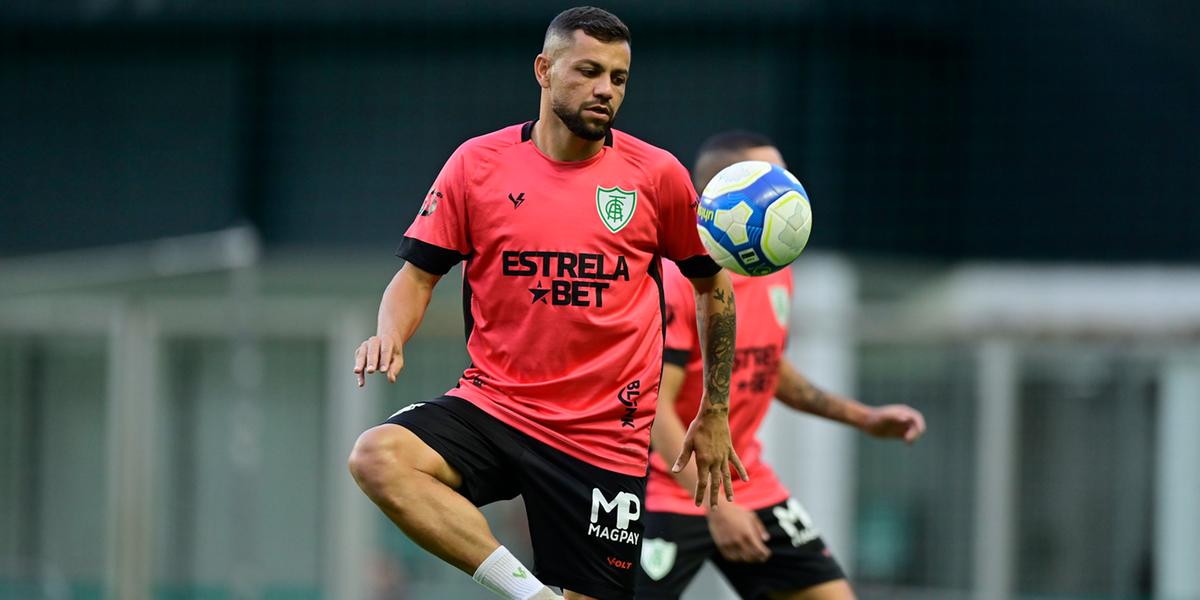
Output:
top-left (471, 545), bottom-right (554, 600)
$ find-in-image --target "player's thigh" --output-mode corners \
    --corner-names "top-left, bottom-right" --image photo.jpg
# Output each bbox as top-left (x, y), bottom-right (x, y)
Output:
top-left (517, 437), bottom-right (647, 600)
top-left (353, 422), bottom-right (463, 488)
top-left (767, 579), bottom-right (855, 600)
top-left (635, 511), bottom-right (716, 599)
top-left (378, 396), bottom-right (522, 505)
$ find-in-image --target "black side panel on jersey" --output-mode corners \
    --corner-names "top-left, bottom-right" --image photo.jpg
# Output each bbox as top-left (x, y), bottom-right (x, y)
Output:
top-left (396, 236), bottom-right (467, 275)
top-left (663, 348), bottom-right (691, 367)
top-left (676, 254), bottom-right (722, 279)
top-left (461, 258), bottom-right (475, 345)
top-left (649, 258), bottom-right (667, 344)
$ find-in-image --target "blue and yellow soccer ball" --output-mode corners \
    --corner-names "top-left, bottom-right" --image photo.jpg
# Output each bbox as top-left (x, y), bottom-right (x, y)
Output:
top-left (696, 161), bottom-right (812, 276)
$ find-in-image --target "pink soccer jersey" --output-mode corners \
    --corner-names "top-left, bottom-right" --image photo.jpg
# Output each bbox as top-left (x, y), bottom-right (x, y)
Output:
top-left (398, 122), bottom-right (719, 477)
top-left (645, 261), bottom-right (793, 514)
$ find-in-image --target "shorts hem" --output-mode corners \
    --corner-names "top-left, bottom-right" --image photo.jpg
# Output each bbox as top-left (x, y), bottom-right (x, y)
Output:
top-left (539, 570), bottom-right (632, 600)
top-left (751, 573), bottom-right (848, 600)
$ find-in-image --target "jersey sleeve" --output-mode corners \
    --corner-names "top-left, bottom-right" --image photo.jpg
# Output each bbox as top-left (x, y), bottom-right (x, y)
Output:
top-left (663, 262), bottom-right (700, 367)
top-left (656, 156), bottom-right (722, 279)
top-left (396, 146), bottom-right (472, 275)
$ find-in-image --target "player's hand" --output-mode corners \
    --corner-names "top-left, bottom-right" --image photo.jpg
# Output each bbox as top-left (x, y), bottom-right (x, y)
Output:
top-left (674, 408), bottom-right (748, 509)
top-left (862, 404), bottom-right (926, 443)
top-left (353, 334), bottom-right (404, 387)
top-left (707, 503), bottom-right (772, 563)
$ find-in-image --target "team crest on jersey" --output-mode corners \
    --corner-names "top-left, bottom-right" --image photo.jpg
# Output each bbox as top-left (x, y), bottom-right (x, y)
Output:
top-left (596, 186), bottom-right (637, 233)
top-left (769, 285), bottom-right (790, 328)
top-left (640, 538), bottom-right (677, 581)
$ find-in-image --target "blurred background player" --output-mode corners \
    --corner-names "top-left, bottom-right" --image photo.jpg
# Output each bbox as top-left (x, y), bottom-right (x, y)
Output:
top-left (348, 8), bottom-right (743, 600)
top-left (636, 131), bottom-right (927, 600)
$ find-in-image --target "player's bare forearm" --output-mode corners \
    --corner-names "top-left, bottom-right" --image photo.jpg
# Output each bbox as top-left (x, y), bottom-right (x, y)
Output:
top-left (678, 269), bottom-right (746, 508)
top-left (651, 365), bottom-right (704, 498)
top-left (378, 262), bottom-right (441, 342)
top-left (691, 269), bottom-right (736, 413)
top-left (355, 262), bottom-right (442, 386)
top-left (775, 361), bottom-right (870, 427)
top-left (776, 361), bottom-right (928, 442)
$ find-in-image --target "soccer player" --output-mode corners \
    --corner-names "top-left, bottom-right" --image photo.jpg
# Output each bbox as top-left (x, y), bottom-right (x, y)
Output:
top-left (348, 8), bottom-right (745, 600)
top-left (636, 131), bottom-right (927, 600)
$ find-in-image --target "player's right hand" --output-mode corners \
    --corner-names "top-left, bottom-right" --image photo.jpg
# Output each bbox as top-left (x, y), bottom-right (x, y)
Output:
top-left (707, 503), bottom-right (772, 563)
top-left (675, 409), bottom-right (749, 508)
top-left (354, 334), bottom-right (404, 387)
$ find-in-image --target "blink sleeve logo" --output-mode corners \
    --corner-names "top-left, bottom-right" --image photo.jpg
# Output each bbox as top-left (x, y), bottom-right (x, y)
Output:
top-left (588, 488), bottom-right (641, 545)
top-left (502, 250), bottom-right (630, 308)
top-left (618, 380), bottom-right (640, 428)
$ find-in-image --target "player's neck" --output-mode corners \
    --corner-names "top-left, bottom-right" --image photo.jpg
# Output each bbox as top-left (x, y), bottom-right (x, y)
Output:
top-left (531, 112), bottom-right (605, 162)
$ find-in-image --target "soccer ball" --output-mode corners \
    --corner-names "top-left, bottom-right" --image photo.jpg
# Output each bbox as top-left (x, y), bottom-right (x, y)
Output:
top-left (696, 161), bottom-right (812, 276)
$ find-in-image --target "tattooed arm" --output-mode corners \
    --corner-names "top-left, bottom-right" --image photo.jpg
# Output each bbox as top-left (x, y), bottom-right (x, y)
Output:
top-left (776, 361), bottom-right (926, 443)
top-left (674, 269), bottom-right (748, 508)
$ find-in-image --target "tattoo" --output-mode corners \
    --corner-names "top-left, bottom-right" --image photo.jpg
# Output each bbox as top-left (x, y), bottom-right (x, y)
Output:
top-left (792, 379), bottom-right (846, 420)
top-left (802, 383), bottom-right (832, 414)
top-left (702, 295), bottom-right (736, 406)
top-left (713, 288), bottom-right (728, 305)
top-left (703, 405), bottom-right (730, 417)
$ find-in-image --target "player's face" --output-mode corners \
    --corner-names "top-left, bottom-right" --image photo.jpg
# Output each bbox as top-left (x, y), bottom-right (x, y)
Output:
top-left (548, 30), bottom-right (630, 141)
top-left (738, 146), bottom-right (786, 168)
top-left (695, 146), bottom-right (787, 192)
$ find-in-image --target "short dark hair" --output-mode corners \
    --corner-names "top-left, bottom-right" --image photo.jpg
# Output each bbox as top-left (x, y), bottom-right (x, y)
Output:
top-left (691, 130), bottom-right (778, 190)
top-left (694, 130), bottom-right (776, 162)
top-left (546, 6), bottom-right (631, 46)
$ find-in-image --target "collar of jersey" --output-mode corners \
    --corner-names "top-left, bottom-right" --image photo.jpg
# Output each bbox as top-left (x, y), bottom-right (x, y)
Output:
top-left (521, 120), bottom-right (612, 168)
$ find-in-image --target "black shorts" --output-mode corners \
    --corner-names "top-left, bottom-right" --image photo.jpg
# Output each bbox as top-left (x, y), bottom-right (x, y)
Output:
top-left (635, 498), bottom-right (846, 599)
top-left (385, 395), bottom-right (646, 599)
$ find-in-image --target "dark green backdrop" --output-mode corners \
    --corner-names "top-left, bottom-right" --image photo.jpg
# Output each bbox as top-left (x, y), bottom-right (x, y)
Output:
top-left (3, 1), bottom-right (1197, 260)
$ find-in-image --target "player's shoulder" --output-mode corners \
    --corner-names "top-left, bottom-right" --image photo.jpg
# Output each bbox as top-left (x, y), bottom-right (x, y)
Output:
top-left (764, 267), bottom-right (796, 290)
top-left (451, 123), bottom-right (527, 159)
top-left (610, 129), bottom-right (687, 175)
top-left (662, 259), bottom-right (697, 302)
top-left (662, 257), bottom-right (686, 281)
top-left (731, 267), bottom-right (793, 292)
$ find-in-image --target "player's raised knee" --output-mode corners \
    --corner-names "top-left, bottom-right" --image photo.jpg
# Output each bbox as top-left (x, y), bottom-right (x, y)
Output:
top-left (347, 425), bottom-right (410, 490)
top-left (349, 424), bottom-right (460, 493)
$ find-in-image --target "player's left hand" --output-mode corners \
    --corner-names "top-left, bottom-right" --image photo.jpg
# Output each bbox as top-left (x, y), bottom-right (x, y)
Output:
top-left (862, 404), bottom-right (926, 443)
top-left (707, 503), bottom-right (772, 563)
top-left (674, 408), bottom-right (748, 509)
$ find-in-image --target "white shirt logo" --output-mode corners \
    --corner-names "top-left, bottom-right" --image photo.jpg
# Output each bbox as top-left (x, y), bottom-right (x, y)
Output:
top-left (388, 403), bottom-right (425, 419)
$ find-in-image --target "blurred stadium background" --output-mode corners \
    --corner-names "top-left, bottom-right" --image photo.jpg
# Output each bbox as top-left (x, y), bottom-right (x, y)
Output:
top-left (2, 1), bottom-right (1199, 599)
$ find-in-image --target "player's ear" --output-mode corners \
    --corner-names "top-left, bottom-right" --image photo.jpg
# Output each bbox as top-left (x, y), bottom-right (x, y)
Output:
top-left (534, 53), bottom-right (552, 89)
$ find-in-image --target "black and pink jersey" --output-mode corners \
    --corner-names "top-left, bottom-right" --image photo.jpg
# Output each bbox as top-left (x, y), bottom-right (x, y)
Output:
top-left (398, 122), bottom-right (719, 476)
top-left (646, 261), bottom-right (793, 514)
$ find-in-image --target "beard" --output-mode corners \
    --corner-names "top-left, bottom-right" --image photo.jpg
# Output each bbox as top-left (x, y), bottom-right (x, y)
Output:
top-left (552, 97), bottom-right (614, 142)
